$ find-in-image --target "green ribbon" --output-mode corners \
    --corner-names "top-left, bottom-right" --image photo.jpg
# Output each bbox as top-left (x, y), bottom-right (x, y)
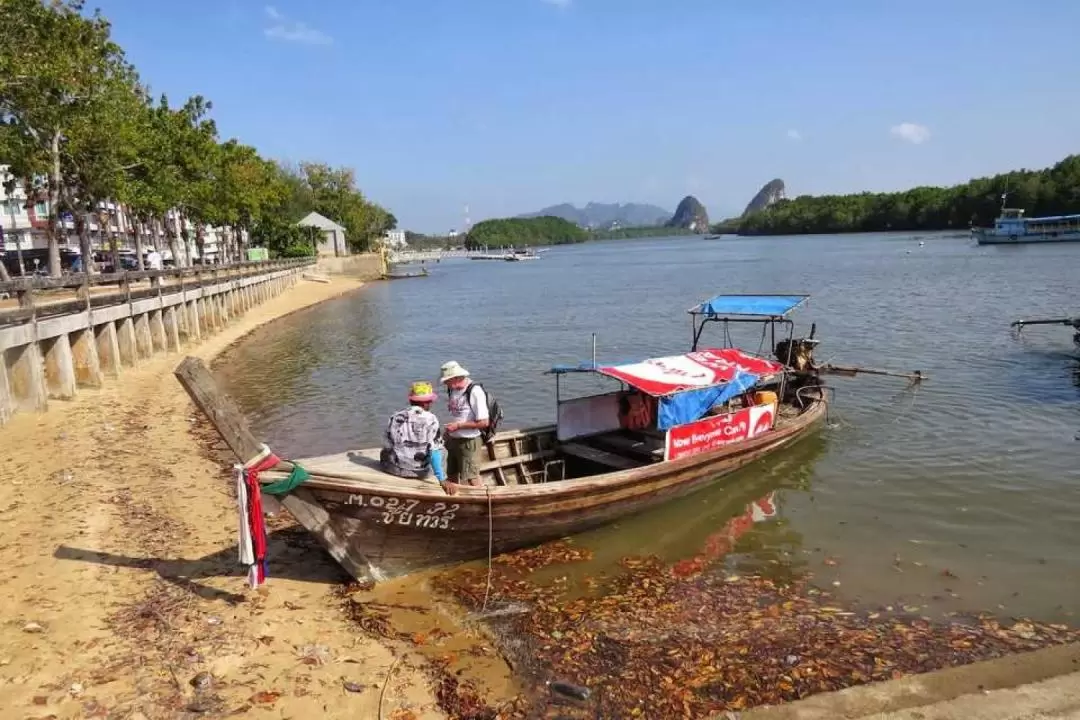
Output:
top-left (261, 464), bottom-right (310, 495)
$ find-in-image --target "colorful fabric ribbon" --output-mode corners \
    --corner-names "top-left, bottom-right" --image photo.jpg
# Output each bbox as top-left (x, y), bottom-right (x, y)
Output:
top-left (235, 443), bottom-right (285, 588)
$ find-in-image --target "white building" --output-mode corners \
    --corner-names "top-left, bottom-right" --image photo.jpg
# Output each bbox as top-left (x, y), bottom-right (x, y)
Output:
top-left (1, 165), bottom-right (246, 265)
top-left (298, 211), bottom-right (349, 257)
top-left (383, 229), bottom-right (407, 248)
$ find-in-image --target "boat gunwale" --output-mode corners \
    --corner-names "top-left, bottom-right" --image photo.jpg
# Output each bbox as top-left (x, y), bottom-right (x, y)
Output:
top-left (271, 397), bottom-right (828, 504)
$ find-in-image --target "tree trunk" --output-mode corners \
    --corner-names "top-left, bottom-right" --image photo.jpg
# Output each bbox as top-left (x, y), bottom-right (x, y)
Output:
top-left (77, 213), bottom-right (92, 276)
top-left (195, 222), bottom-right (206, 264)
top-left (134, 217), bottom-right (145, 270)
top-left (47, 129), bottom-right (63, 277)
top-left (168, 214), bottom-right (182, 269)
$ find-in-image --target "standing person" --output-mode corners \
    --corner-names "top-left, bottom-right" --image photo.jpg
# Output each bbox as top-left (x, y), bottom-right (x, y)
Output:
top-left (440, 361), bottom-right (489, 488)
top-left (380, 382), bottom-right (453, 493)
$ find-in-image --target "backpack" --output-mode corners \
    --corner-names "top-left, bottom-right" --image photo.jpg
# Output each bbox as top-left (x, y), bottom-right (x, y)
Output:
top-left (457, 382), bottom-right (503, 445)
top-left (383, 407), bottom-right (441, 477)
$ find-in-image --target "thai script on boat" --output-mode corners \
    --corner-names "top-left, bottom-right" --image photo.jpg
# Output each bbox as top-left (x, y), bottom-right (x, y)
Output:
top-left (665, 404), bottom-right (775, 461)
top-left (343, 494), bottom-right (460, 530)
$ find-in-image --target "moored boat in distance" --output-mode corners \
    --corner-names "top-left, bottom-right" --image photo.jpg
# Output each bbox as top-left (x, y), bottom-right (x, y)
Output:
top-left (973, 207), bottom-right (1080, 245)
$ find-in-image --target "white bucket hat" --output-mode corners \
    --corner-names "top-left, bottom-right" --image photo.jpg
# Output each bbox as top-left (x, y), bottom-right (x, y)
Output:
top-left (440, 361), bottom-right (470, 383)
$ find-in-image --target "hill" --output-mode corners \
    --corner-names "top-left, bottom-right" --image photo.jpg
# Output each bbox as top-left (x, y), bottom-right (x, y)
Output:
top-left (519, 202), bottom-right (670, 229)
top-left (466, 216), bottom-right (588, 248)
top-left (665, 196), bottom-right (709, 232)
top-left (743, 179), bottom-right (786, 216)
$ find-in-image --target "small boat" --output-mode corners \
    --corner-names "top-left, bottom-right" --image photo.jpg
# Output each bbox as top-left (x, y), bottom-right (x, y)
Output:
top-left (1011, 316), bottom-right (1080, 346)
top-left (973, 206), bottom-right (1080, 245)
top-left (178, 295), bottom-right (833, 584)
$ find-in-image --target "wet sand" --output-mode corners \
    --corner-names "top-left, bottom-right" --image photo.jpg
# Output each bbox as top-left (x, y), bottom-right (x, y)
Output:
top-left (0, 277), bottom-right (456, 719)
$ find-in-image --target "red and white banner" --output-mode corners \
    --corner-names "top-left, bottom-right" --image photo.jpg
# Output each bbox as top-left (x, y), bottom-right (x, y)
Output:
top-left (597, 347), bottom-right (783, 397)
top-left (665, 403), bottom-right (776, 461)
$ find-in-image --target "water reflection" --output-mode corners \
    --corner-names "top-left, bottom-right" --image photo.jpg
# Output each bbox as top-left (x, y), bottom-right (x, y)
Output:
top-left (525, 434), bottom-right (826, 591)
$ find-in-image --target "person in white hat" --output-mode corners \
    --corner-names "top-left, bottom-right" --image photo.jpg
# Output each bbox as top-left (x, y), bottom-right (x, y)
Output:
top-left (440, 360), bottom-right (489, 487)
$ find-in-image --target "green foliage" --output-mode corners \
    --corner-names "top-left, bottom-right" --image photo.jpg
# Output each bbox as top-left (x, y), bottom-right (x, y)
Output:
top-left (250, 215), bottom-right (316, 259)
top-left (0, 0), bottom-right (396, 273)
top-left (727, 156), bottom-right (1080, 236)
top-left (465, 216), bottom-right (587, 249)
top-left (589, 225), bottom-right (695, 240)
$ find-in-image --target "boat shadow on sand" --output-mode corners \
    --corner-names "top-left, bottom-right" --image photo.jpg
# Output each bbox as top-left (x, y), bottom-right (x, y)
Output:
top-left (53, 525), bottom-right (350, 604)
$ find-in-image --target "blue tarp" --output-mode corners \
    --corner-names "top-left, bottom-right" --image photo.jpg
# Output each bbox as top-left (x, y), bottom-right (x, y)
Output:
top-left (691, 294), bottom-right (808, 318)
top-left (656, 369), bottom-right (759, 430)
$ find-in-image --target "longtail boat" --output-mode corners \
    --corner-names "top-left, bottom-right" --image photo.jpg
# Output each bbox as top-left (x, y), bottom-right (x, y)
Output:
top-left (178, 294), bottom-right (832, 584)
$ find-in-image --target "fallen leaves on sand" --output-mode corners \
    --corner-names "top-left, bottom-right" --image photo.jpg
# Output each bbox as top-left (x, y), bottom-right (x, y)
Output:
top-left (250, 690), bottom-right (281, 705)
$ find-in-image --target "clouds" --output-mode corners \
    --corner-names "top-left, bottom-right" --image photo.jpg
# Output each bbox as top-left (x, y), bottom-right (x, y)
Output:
top-left (264, 6), bottom-right (332, 46)
top-left (786, 129), bottom-right (802, 142)
top-left (542, 0), bottom-right (573, 7)
top-left (889, 122), bottom-right (931, 145)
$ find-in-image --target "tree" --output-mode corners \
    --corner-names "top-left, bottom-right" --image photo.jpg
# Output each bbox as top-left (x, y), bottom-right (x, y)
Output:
top-left (0, 0), bottom-right (138, 275)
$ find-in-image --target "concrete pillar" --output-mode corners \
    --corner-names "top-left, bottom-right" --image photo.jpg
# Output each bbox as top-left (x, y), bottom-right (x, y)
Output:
top-left (4, 342), bottom-right (48, 412)
top-left (196, 298), bottom-right (209, 335)
top-left (150, 309), bottom-right (168, 353)
top-left (163, 306), bottom-right (182, 352)
top-left (117, 317), bottom-right (138, 367)
top-left (134, 313), bottom-right (154, 359)
top-left (70, 328), bottom-right (104, 388)
top-left (0, 359), bottom-right (12, 425)
top-left (187, 300), bottom-right (202, 341)
top-left (41, 334), bottom-right (77, 400)
top-left (219, 293), bottom-right (230, 324)
top-left (94, 321), bottom-right (121, 378)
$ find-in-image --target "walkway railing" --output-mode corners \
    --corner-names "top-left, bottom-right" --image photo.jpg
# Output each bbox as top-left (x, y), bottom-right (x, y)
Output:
top-left (0, 257), bottom-right (315, 426)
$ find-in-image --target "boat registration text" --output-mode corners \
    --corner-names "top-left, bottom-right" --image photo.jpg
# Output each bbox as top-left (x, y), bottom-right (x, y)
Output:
top-left (344, 494), bottom-right (460, 530)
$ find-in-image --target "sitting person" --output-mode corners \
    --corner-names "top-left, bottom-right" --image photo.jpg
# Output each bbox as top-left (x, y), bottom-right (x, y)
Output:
top-left (380, 382), bottom-right (453, 493)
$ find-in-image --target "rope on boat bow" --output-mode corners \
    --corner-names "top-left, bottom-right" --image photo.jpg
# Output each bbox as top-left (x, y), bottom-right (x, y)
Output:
top-left (235, 443), bottom-right (311, 588)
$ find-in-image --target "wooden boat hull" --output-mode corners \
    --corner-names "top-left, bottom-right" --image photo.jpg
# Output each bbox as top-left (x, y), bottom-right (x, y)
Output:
top-left (270, 398), bottom-right (828, 581)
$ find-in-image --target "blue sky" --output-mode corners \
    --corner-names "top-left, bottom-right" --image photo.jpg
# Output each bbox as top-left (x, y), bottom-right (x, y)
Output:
top-left (99, 0), bottom-right (1080, 232)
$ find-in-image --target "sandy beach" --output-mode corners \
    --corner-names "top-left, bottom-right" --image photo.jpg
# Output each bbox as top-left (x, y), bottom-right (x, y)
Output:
top-left (0, 277), bottom-right (453, 719)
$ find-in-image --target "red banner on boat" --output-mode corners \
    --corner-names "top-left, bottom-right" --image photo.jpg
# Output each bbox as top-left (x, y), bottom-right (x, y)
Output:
top-left (665, 403), bottom-right (776, 461)
top-left (597, 348), bottom-right (784, 397)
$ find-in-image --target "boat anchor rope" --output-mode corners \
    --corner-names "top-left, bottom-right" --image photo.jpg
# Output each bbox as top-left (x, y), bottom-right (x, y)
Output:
top-left (234, 443), bottom-right (310, 588)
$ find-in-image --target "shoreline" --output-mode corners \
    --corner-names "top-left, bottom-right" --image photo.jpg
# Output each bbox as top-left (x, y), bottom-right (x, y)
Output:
top-left (0, 276), bottom-right (458, 719)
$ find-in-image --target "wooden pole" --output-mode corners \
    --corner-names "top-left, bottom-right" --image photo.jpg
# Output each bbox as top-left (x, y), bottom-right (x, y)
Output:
top-left (819, 363), bottom-right (925, 382)
top-left (173, 356), bottom-right (377, 583)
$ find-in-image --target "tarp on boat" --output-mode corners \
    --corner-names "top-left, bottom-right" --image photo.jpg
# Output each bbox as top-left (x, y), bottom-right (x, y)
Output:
top-left (655, 371), bottom-right (759, 430)
top-left (690, 294), bottom-right (809, 318)
top-left (594, 347), bottom-right (784, 397)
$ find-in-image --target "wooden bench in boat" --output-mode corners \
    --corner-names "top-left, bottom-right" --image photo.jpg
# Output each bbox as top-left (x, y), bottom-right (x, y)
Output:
top-left (558, 442), bottom-right (642, 470)
top-left (587, 431), bottom-right (664, 461)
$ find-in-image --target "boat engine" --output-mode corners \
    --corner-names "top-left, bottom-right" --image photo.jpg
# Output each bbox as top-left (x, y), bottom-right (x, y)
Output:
top-left (774, 323), bottom-right (820, 372)
top-left (775, 324), bottom-right (823, 406)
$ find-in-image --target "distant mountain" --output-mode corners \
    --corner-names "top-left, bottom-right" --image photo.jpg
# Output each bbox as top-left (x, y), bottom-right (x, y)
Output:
top-left (666, 196), bottom-right (709, 233)
top-left (743, 179), bottom-right (786, 216)
top-left (519, 202), bottom-right (670, 229)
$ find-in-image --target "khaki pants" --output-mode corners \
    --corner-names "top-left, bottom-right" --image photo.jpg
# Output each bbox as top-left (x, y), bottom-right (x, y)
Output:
top-left (446, 435), bottom-right (482, 484)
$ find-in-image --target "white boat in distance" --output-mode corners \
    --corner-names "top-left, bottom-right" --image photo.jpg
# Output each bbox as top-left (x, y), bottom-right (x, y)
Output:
top-left (973, 207), bottom-right (1080, 245)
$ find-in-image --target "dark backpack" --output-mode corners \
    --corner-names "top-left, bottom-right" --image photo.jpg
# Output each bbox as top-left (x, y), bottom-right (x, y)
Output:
top-left (460, 382), bottom-right (503, 445)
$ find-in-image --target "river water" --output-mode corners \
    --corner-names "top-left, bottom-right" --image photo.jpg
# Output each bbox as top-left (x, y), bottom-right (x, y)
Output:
top-left (216, 234), bottom-right (1080, 622)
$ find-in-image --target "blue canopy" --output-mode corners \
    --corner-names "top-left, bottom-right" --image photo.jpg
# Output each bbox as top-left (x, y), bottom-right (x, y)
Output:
top-left (656, 369), bottom-right (759, 430)
top-left (690, 294), bottom-right (809, 318)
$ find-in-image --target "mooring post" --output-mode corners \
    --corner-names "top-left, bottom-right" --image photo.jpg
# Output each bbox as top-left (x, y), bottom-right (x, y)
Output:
top-left (117, 317), bottom-right (139, 367)
top-left (0, 359), bottom-right (13, 425)
top-left (5, 341), bottom-right (48, 412)
top-left (163, 305), bottom-right (181, 352)
top-left (41, 334), bottom-right (78, 400)
top-left (94, 321), bottom-right (122, 378)
top-left (70, 327), bottom-right (104, 388)
top-left (150, 309), bottom-right (168, 354)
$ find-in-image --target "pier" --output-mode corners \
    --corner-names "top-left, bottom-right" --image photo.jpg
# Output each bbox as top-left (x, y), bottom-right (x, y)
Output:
top-left (0, 258), bottom-right (313, 426)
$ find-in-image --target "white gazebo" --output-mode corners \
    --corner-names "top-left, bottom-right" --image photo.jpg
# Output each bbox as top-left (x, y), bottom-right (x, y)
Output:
top-left (298, 212), bottom-right (348, 257)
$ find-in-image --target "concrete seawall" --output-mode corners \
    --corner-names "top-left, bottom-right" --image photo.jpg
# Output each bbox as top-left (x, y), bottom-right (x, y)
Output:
top-left (0, 259), bottom-right (312, 426)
